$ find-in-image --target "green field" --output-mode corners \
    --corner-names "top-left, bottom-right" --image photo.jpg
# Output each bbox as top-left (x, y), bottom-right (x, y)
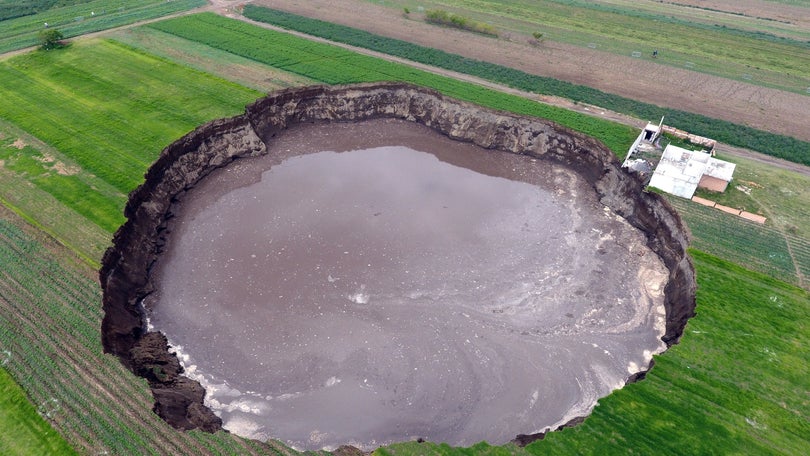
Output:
top-left (0, 0), bottom-right (206, 54)
top-left (0, 367), bottom-right (77, 455)
top-left (0, 38), bottom-right (260, 259)
top-left (0, 10), bottom-right (808, 456)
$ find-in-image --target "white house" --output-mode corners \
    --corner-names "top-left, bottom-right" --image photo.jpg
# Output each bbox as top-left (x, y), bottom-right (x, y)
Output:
top-left (648, 145), bottom-right (736, 199)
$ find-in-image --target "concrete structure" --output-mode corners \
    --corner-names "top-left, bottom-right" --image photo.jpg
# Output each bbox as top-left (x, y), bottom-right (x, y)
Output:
top-left (648, 145), bottom-right (736, 199)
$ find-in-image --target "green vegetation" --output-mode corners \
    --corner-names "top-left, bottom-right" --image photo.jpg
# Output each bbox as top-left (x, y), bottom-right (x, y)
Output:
top-left (0, 0), bottom-right (206, 53)
top-left (666, 154), bottom-right (810, 288)
top-left (0, 367), bottom-right (77, 455)
top-left (242, 5), bottom-right (810, 167)
top-left (109, 27), bottom-right (317, 93)
top-left (1, 1), bottom-right (93, 21)
top-left (37, 28), bottom-right (65, 50)
top-left (0, 39), bottom-right (261, 235)
top-left (424, 9), bottom-right (498, 36)
top-left (667, 197), bottom-right (802, 285)
top-left (148, 13), bottom-right (638, 157)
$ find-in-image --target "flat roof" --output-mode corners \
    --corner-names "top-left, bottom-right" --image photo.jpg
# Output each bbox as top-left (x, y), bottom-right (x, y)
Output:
top-left (648, 145), bottom-right (735, 199)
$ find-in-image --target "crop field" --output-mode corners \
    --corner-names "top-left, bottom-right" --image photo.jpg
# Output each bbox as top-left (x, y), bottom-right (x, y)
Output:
top-left (147, 13), bottom-right (640, 156)
top-left (0, 0), bottom-right (206, 54)
top-left (666, 197), bottom-right (809, 287)
top-left (243, 5), bottom-right (810, 167)
top-left (0, 38), bottom-right (260, 256)
top-left (0, 10), bottom-right (808, 456)
top-left (374, 0), bottom-right (810, 95)
top-left (109, 27), bottom-right (317, 93)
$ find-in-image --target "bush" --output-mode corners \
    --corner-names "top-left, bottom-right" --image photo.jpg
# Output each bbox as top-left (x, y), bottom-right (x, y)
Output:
top-left (424, 9), bottom-right (498, 37)
top-left (37, 28), bottom-right (64, 50)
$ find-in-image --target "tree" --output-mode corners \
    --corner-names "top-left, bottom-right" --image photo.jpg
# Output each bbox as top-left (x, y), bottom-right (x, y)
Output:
top-left (38, 29), bottom-right (64, 50)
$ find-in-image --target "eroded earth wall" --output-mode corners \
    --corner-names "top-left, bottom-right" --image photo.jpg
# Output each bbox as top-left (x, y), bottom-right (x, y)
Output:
top-left (99, 82), bottom-right (696, 437)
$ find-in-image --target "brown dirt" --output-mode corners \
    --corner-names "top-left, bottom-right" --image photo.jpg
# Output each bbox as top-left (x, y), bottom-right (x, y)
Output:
top-left (662, 0), bottom-right (810, 29)
top-left (253, 0), bottom-right (810, 143)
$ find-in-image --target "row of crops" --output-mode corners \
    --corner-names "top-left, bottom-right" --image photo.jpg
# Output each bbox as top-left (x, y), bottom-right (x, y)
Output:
top-left (0, 39), bottom-right (261, 233)
top-left (147, 13), bottom-right (639, 157)
top-left (241, 5), bottom-right (810, 167)
top-left (666, 197), bottom-right (810, 287)
top-left (0, 0), bottom-right (206, 53)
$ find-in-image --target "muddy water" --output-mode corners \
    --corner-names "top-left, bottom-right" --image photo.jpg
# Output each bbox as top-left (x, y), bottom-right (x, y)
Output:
top-left (147, 119), bottom-right (667, 450)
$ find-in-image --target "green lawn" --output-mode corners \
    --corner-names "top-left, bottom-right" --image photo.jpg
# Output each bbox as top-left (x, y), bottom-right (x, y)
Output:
top-left (0, 367), bottom-right (77, 456)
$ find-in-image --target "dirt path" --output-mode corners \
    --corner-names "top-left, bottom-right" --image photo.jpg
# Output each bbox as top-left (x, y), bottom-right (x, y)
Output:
top-left (254, 0), bottom-right (810, 144)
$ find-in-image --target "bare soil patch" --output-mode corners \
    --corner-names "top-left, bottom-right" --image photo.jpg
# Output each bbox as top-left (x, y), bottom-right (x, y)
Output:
top-left (661, 0), bottom-right (810, 29)
top-left (255, 0), bottom-right (810, 142)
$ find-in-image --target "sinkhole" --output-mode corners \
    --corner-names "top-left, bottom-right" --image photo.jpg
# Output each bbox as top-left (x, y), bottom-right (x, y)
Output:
top-left (101, 83), bottom-right (696, 452)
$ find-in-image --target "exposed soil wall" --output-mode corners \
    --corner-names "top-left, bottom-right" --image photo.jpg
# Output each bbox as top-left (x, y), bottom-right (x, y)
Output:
top-left (100, 82), bottom-right (696, 440)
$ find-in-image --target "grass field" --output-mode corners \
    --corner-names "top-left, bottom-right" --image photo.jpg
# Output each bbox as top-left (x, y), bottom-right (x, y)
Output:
top-left (0, 0), bottom-right (206, 54)
top-left (0, 11), bottom-right (808, 455)
top-left (378, 0), bottom-right (810, 95)
top-left (109, 26), bottom-right (317, 93)
top-left (0, 39), bottom-right (261, 259)
top-left (0, 367), bottom-right (77, 455)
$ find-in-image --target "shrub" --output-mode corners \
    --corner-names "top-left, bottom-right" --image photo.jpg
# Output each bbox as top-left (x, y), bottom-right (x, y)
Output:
top-left (424, 9), bottom-right (498, 37)
top-left (37, 28), bottom-right (64, 50)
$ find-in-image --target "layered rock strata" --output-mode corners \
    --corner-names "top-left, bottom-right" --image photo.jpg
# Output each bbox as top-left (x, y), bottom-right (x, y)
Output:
top-left (100, 82), bottom-right (696, 440)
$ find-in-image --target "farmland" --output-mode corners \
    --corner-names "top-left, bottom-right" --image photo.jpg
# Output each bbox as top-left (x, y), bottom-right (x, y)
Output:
top-left (0, 5), bottom-right (808, 456)
top-left (0, 366), bottom-right (76, 455)
top-left (0, 38), bottom-right (260, 258)
top-left (243, 4), bottom-right (810, 166)
top-left (0, 0), bottom-right (206, 54)
top-left (373, 0), bottom-right (810, 95)
top-left (254, 0), bottom-right (810, 145)
top-left (148, 13), bottom-right (639, 156)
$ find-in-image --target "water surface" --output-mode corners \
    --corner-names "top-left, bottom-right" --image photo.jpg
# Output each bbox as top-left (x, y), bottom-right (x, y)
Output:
top-left (147, 119), bottom-right (667, 450)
